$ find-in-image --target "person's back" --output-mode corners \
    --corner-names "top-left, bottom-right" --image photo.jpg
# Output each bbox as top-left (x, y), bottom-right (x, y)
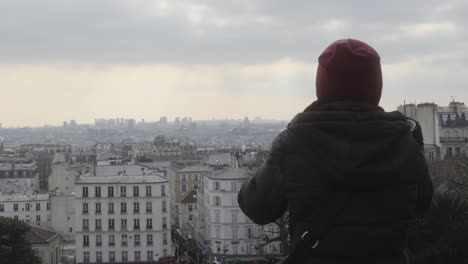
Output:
top-left (237, 39), bottom-right (433, 264)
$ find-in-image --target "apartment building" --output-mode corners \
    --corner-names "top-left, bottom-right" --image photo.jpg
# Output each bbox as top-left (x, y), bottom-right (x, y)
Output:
top-left (167, 166), bottom-right (211, 227)
top-left (75, 175), bottom-right (171, 264)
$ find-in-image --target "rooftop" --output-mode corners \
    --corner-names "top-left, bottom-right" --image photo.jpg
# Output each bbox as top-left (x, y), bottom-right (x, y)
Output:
top-left (95, 164), bottom-right (156, 177)
top-left (76, 174), bottom-right (167, 184)
top-left (181, 190), bottom-right (197, 204)
top-left (0, 178), bottom-right (36, 195)
top-left (208, 168), bottom-right (250, 180)
top-left (0, 193), bottom-right (49, 202)
top-left (26, 226), bottom-right (60, 244)
top-left (177, 166), bottom-right (211, 173)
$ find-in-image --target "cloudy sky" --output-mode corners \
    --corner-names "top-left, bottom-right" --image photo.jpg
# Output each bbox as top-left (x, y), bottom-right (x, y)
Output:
top-left (1, 0), bottom-right (467, 127)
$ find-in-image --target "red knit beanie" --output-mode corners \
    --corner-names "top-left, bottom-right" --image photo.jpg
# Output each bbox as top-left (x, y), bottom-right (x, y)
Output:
top-left (316, 39), bottom-right (382, 106)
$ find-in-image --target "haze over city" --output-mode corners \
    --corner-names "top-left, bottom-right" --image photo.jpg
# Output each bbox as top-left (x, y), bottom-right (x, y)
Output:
top-left (2, 0), bottom-right (468, 127)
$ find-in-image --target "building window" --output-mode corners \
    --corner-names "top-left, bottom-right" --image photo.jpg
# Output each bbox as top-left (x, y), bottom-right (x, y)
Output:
top-left (181, 184), bottom-right (187, 192)
top-left (189, 215), bottom-right (193, 221)
top-left (83, 252), bottom-right (90, 263)
top-left (232, 212), bottom-right (238, 223)
top-left (214, 181), bottom-right (220, 190)
top-left (83, 203), bottom-right (88, 214)
top-left (231, 182), bottom-right (237, 191)
top-left (214, 196), bottom-right (221, 206)
top-left (134, 219), bottom-right (140, 230)
top-left (163, 249), bottom-right (167, 256)
top-left (188, 205), bottom-right (193, 212)
top-left (135, 251), bottom-right (141, 261)
top-left (455, 147), bottom-right (461, 156)
top-left (121, 202), bottom-right (127, 214)
top-left (83, 235), bottom-right (89, 247)
top-left (36, 203), bottom-right (41, 211)
top-left (96, 235), bottom-right (102, 247)
top-left (133, 186), bottom-right (139, 197)
top-left (147, 234), bottom-right (153, 245)
top-left (215, 210), bottom-right (221, 223)
top-left (83, 187), bottom-right (88, 198)
top-left (146, 186), bottom-right (152, 197)
top-left (108, 186), bottom-right (114, 197)
top-left (194, 174), bottom-right (199, 181)
top-left (109, 252), bottom-right (115, 262)
top-left (233, 244), bottom-right (239, 255)
top-left (25, 203), bottom-right (30, 211)
top-left (146, 202), bottom-right (152, 213)
top-left (133, 202), bottom-right (140, 214)
top-left (181, 174), bottom-right (186, 182)
top-left (161, 185), bottom-right (166, 196)
top-left (95, 203), bottom-right (101, 214)
top-left (121, 235), bottom-right (128, 247)
top-left (121, 219), bottom-right (127, 230)
top-left (36, 215), bottom-right (41, 223)
top-left (134, 234), bottom-right (140, 246)
top-left (95, 186), bottom-right (101, 198)
top-left (120, 186), bottom-right (126, 197)
top-left (83, 219), bottom-right (89, 230)
top-left (109, 235), bottom-right (115, 247)
top-left (162, 201), bottom-right (167, 213)
top-left (96, 252), bottom-right (102, 263)
top-left (108, 203), bottom-right (114, 214)
top-left (46, 202), bottom-right (50, 210)
top-left (163, 232), bottom-right (168, 245)
top-left (447, 147), bottom-right (453, 158)
top-left (146, 218), bottom-right (153, 230)
top-left (122, 251), bottom-right (128, 262)
top-left (95, 219), bottom-right (102, 230)
top-left (162, 217), bottom-right (167, 229)
top-left (0, 204), bottom-right (3, 212)
top-left (13, 204), bottom-right (18, 211)
top-left (232, 226), bottom-right (239, 240)
top-left (108, 219), bottom-right (115, 230)
top-left (147, 251), bottom-right (154, 261)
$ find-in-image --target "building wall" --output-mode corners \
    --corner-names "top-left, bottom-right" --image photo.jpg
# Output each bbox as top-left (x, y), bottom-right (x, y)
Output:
top-left (50, 194), bottom-right (75, 241)
top-left (0, 194), bottom-right (50, 229)
top-left (34, 236), bottom-right (61, 264)
top-left (201, 177), bottom-right (280, 256)
top-left (168, 169), bottom-right (210, 226)
top-left (416, 104), bottom-right (437, 145)
top-left (74, 181), bottom-right (171, 264)
top-left (179, 201), bottom-right (196, 229)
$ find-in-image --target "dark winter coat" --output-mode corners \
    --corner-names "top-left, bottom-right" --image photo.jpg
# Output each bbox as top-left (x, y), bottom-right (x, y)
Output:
top-left (238, 100), bottom-right (433, 264)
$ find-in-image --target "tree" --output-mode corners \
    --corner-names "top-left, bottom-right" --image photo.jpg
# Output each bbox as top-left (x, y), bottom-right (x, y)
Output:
top-left (254, 213), bottom-right (290, 255)
top-left (0, 217), bottom-right (42, 264)
top-left (407, 157), bottom-right (468, 263)
top-left (408, 192), bottom-right (468, 263)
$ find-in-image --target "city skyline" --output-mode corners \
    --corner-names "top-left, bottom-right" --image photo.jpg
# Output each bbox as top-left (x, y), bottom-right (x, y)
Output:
top-left (1, 0), bottom-right (468, 126)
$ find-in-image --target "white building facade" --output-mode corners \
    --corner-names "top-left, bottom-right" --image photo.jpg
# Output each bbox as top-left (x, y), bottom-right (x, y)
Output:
top-left (196, 168), bottom-right (281, 260)
top-left (0, 193), bottom-right (51, 229)
top-left (75, 175), bottom-right (172, 264)
top-left (398, 101), bottom-right (468, 160)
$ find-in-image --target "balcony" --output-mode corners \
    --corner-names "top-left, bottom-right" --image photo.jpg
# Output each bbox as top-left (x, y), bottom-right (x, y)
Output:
top-left (146, 225), bottom-right (153, 230)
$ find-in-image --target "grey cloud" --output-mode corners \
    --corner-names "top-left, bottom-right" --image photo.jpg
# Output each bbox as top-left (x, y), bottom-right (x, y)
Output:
top-left (0, 0), bottom-right (467, 64)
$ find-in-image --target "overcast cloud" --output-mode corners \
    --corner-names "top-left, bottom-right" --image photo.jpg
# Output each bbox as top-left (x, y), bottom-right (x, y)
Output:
top-left (0, 0), bottom-right (467, 126)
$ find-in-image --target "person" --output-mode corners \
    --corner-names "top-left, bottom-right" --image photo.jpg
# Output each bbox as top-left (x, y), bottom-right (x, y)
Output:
top-left (237, 39), bottom-right (433, 264)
